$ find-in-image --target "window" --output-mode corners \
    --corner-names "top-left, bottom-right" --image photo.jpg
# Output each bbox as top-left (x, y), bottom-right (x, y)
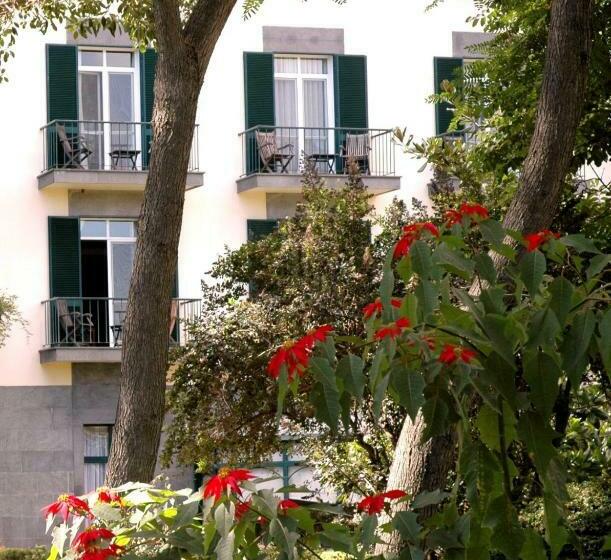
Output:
top-left (78, 48), bottom-right (140, 170)
top-left (84, 425), bottom-right (111, 493)
top-left (273, 55), bottom-right (334, 172)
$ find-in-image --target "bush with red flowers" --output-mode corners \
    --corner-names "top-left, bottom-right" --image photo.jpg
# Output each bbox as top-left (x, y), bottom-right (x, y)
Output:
top-left (46, 205), bottom-right (610, 560)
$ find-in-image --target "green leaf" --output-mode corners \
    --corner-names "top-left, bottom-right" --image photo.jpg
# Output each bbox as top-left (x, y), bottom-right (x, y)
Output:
top-left (559, 233), bottom-right (601, 254)
top-left (561, 310), bottom-right (596, 385)
top-left (392, 511), bottom-right (421, 542)
top-left (434, 243), bottom-right (475, 279)
top-left (270, 518), bottom-right (298, 560)
top-left (215, 532), bottom-right (236, 560)
top-left (523, 349), bottom-right (561, 417)
top-left (415, 279), bottom-right (438, 320)
top-left (517, 411), bottom-right (559, 477)
top-left (372, 369), bottom-right (391, 419)
top-left (474, 252), bottom-right (497, 284)
top-left (390, 366), bottom-right (425, 421)
top-left (478, 219), bottom-right (505, 246)
top-left (520, 528), bottom-right (548, 560)
top-left (520, 250), bottom-right (546, 296)
top-left (527, 309), bottom-right (560, 349)
top-left (480, 315), bottom-right (515, 367)
top-left (548, 276), bottom-right (574, 325)
top-left (336, 354), bottom-right (365, 402)
top-left (214, 503), bottom-right (233, 538)
top-left (91, 502), bottom-right (123, 522)
top-left (597, 308), bottom-right (611, 376)
top-left (421, 396), bottom-right (450, 440)
top-left (586, 254), bottom-right (611, 278)
top-left (543, 493), bottom-right (570, 559)
top-left (410, 240), bottom-right (433, 279)
top-left (483, 495), bottom-right (524, 559)
top-left (476, 403), bottom-right (516, 452)
top-left (411, 489), bottom-right (449, 509)
top-left (360, 514), bottom-right (378, 549)
top-left (309, 357), bottom-right (341, 431)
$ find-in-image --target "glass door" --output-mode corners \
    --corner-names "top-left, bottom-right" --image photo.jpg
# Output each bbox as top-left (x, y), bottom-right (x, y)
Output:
top-left (79, 71), bottom-right (104, 169)
top-left (109, 72), bottom-right (136, 169)
top-left (109, 241), bottom-right (135, 329)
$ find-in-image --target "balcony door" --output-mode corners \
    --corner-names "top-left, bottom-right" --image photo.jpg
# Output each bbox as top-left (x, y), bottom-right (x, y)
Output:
top-left (78, 49), bottom-right (140, 170)
top-left (273, 56), bottom-right (334, 172)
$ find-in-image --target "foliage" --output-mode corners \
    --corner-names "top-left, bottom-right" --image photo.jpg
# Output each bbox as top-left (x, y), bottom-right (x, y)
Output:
top-left (0, 548), bottom-right (47, 560)
top-left (0, 291), bottom-right (22, 347)
top-left (164, 164), bottom-right (415, 493)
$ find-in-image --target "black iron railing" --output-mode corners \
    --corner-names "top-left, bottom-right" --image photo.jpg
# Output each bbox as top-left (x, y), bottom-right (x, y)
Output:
top-left (239, 126), bottom-right (396, 177)
top-left (41, 120), bottom-right (200, 173)
top-left (41, 297), bottom-right (201, 348)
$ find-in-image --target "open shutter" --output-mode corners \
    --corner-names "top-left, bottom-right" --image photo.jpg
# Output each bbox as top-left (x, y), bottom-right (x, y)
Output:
top-left (247, 219), bottom-right (278, 242)
top-left (333, 55), bottom-right (368, 172)
top-left (244, 52), bottom-right (275, 173)
top-left (48, 217), bottom-right (81, 298)
top-left (46, 44), bottom-right (78, 169)
top-left (140, 48), bottom-right (157, 169)
top-left (434, 57), bottom-right (463, 135)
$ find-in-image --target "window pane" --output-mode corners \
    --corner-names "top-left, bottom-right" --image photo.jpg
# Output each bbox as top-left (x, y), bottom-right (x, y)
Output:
top-left (111, 242), bottom-right (135, 299)
top-left (84, 426), bottom-right (109, 457)
top-left (301, 58), bottom-right (327, 74)
top-left (81, 220), bottom-right (107, 238)
top-left (106, 52), bottom-right (133, 68)
top-left (84, 463), bottom-right (106, 494)
top-left (274, 57), bottom-right (298, 74)
top-left (109, 73), bottom-right (134, 122)
top-left (109, 221), bottom-right (135, 238)
top-left (80, 51), bottom-right (103, 66)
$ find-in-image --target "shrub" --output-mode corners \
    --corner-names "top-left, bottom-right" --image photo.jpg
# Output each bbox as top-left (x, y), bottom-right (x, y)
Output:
top-left (0, 547), bottom-right (47, 560)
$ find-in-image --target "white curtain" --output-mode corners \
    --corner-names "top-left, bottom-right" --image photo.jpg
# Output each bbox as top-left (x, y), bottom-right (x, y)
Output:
top-left (303, 80), bottom-right (328, 158)
top-left (274, 78), bottom-right (298, 171)
top-left (84, 426), bottom-right (109, 494)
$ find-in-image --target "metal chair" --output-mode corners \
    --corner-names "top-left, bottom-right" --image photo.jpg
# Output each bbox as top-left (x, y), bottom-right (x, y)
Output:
top-left (255, 130), bottom-right (294, 173)
top-left (56, 124), bottom-right (93, 169)
top-left (340, 132), bottom-right (371, 175)
top-left (56, 299), bottom-right (94, 345)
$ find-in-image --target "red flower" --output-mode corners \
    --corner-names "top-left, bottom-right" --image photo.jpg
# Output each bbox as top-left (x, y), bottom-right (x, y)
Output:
top-left (357, 490), bottom-right (407, 515)
top-left (374, 317), bottom-right (411, 341)
top-left (403, 222), bottom-right (440, 238)
top-left (203, 467), bottom-right (254, 502)
top-left (235, 499), bottom-right (252, 521)
top-left (439, 343), bottom-right (477, 365)
top-left (393, 222), bottom-right (440, 259)
top-left (42, 494), bottom-right (91, 522)
top-left (445, 203), bottom-right (489, 227)
top-left (278, 499), bottom-right (299, 512)
top-left (301, 324), bottom-right (334, 347)
top-left (363, 297), bottom-right (402, 319)
top-left (524, 230), bottom-right (560, 252)
top-left (74, 528), bottom-right (115, 551)
top-left (445, 209), bottom-right (463, 227)
top-left (96, 488), bottom-right (125, 508)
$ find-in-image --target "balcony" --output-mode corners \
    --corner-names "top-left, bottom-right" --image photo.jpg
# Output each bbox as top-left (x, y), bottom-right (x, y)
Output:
top-left (39, 297), bottom-right (201, 364)
top-left (38, 120), bottom-right (204, 191)
top-left (237, 126), bottom-right (400, 195)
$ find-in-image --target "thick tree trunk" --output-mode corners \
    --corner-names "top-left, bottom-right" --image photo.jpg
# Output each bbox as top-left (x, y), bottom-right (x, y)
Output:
top-left (106, 0), bottom-right (237, 485)
top-left (377, 0), bottom-right (593, 554)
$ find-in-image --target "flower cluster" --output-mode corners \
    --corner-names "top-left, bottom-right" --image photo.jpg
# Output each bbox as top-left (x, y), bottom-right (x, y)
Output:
top-left (267, 325), bottom-right (334, 380)
top-left (97, 488), bottom-right (125, 508)
top-left (362, 297), bottom-right (402, 319)
top-left (438, 343), bottom-right (477, 365)
top-left (374, 317), bottom-right (411, 341)
top-left (73, 527), bottom-right (120, 560)
top-left (524, 229), bottom-right (560, 252)
top-left (203, 467), bottom-right (254, 502)
top-left (393, 221), bottom-right (440, 259)
top-left (357, 490), bottom-right (407, 515)
top-left (445, 202), bottom-right (489, 227)
top-left (42, 494), bottom-right (91, 522)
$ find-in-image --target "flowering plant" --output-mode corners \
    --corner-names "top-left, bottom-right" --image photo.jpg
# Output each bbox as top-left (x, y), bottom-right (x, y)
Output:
top-left (47, 205), bottom-right (610, 559)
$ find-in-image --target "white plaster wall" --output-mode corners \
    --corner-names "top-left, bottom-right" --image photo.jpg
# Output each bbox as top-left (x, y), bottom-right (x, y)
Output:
top-left (0, 28), bottom-right (72, 386)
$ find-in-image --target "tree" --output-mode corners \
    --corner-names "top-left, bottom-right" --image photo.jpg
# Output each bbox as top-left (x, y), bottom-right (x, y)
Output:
top-left (0, 291), bottom-right (22, 348)
top-left (378, 0), bottom-right (597, 549)
top-left (1, 0), bottom-right (341, 485)
top-left (164, 163), bottom-right (414, 494)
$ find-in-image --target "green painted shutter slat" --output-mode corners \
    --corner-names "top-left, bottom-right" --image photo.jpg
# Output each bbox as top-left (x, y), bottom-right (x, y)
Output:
top-left (333, 55), bottom-right (368, 172)
top-left (434, 57), bottom-right (463, 135)
top-left (247, 219), bottom-right (278, 242)
top-left (140, 48), bottom-right (157, 169)
top-left (244, 52), bottom-right (275, 174)
top-left (48, 217), bottom-right (81, 298)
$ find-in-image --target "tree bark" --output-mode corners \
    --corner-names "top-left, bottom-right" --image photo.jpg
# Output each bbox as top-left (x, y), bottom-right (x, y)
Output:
top-left (377, 0), bottom-right (593, 554)
top-left (106, 0), bottom-right (237, 486)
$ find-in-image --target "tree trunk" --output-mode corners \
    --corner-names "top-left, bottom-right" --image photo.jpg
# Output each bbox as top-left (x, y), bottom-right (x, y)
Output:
top-left (106, 0), bottom-right (237, 485)
top-left (377, 0), bottom-right (593, 554)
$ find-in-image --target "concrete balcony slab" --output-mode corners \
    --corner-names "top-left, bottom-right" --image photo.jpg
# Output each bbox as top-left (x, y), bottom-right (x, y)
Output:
top-left (39, 347), bottom-right (122, 364)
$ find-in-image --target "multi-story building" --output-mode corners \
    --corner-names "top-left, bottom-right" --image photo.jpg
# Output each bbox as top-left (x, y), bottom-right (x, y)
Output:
top-left (0, 0), bottom-right (485, 547)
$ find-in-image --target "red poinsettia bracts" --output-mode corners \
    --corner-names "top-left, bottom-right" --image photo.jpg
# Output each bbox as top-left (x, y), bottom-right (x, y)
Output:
top-left (96, 488), bottom-right (125, 508)
top-left (42, 494), bottom-right (91, 522)
top-left (393, 222), bottom-right (440, 259)
top-left (357, 490), bottom-right (407, 515)
top-left (278, 499), bottom-right (299, 513)
top-left (445, 202), bottom-right (489, 227)
top-left (374, 317), bottom-right (411, 341)
top-left (235, 499), bottom-right (252, 521)
top-left (267, 325), bottom-right (334, 380)
top-left (524, 230), bottom-right (561, 252)
top-left (203, 467), bottom-right (254, 502)
top-left (73, 527), bottom-right (120, 560)
top-left (438, 343), bottom-right (477, 365)
top-left (362, 297), bottom-right (402, 319)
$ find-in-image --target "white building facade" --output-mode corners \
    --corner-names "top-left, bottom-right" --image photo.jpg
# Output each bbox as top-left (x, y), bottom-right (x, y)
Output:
top-left (0, 0), bottom-right (481, 547)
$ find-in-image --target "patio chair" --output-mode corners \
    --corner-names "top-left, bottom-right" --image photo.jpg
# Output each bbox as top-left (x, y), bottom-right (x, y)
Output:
top-left (169, 300), bottom-right (179, 344)
top-left (340, 132), bottom-right (371, 175)
top-left (255, 130), bottom-right (294, 173)
top-left (56, 124), bottom-right (93, 169)
top-left (56, 299), bottom-right (94, 345)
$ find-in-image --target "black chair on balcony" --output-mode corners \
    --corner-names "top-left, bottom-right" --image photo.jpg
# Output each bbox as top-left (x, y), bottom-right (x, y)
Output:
top-left (56, 124), bottom-right (93, 169)
top-left (339, 132), bottom-right (371, 175)
top-left (56, 299), bottom-right (94, 346)
top-left (255, 130), bottom-right (294, 173)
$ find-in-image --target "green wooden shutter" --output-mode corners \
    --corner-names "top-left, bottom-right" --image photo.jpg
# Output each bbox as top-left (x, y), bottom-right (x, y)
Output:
top-left (247, 219), bottom-right (278, 242)
top-left (333, 55), bottom-right (368, 172)
top-left (48, 217), bottom-right (81, 298)
top-left (140, 49), bottom-right (157, 169)
top-left (46, 44), bottom-right (78, 169)
top-left (434, 57), bottom-right (463, 135)
top-left (244, 52), bottom-right (275, 173)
